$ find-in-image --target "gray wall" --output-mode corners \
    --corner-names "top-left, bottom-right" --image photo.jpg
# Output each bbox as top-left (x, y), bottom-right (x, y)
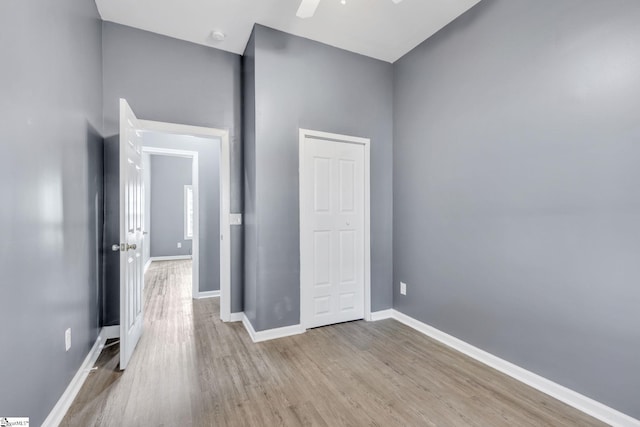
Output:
top-left (149, 155), bottom-right (193, 257)
top-left (0, 0), bottom-right (103, 424)
top-left (143, 152), bottom-right (152, 265)
top-left (102, 22), bottom-right (243, 325)
top-left (243, 30), bottom-right (258, 324)
top-left (246, 25), bottom-right (394, 331)
top-left (144, 132), bottom-right (221, 291)
top-left (393, 0), bottom-right (640, 418)
top-left (102, 135), bottom-right (120, 326)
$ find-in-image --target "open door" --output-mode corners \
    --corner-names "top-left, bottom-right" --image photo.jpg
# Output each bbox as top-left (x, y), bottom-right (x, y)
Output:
top-left (118, 99), bottom-right (144, 370)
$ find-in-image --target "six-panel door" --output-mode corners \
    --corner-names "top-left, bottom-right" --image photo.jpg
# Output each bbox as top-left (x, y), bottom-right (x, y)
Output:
top-left (302, 137), bottom-right (365, 329)
top-left (119, 99), bottom-right (144, 370)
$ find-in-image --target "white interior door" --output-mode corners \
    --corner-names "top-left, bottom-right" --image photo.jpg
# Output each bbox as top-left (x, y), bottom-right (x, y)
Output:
top-left (301, 135), bottom-right (366, 329)
top-left (119, 99), bottom-right (144, 370)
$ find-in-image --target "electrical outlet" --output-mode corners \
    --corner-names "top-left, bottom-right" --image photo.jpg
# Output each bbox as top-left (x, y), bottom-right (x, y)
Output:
top-left (400, 282), bottom-right (407, 296)
top-left (65, 328), bottom-right (71, 351)
top-left (177, 242), bottom-right (182, 248)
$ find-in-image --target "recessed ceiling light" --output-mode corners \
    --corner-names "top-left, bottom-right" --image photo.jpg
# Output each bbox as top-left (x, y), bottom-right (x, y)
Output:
top-left (210, 30), bottom-right (226, 42)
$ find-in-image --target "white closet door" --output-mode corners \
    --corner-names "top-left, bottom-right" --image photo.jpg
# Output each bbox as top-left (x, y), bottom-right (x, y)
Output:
top-left (301, 136), bottom-right (365, 329)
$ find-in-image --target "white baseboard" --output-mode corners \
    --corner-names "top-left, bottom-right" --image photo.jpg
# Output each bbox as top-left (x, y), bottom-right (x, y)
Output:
top-left (101, 325), bottom-right (120, 340)
top-left (228, 312), bottom-right (243, 322)
top-left (390, 309), bottom-right (639, 427)
top-left (42, 327), bottom-right (109, 427)
top-left (195, 290), bottom-right (220, 299)
top-left (150, 255), bottom-right (192, 262)
top-left (143, 258), bottom-right (152, 273)
top-left (369, 309), bottom-right (393, 321)
top-left (242, 314), bottom-right (305, 343)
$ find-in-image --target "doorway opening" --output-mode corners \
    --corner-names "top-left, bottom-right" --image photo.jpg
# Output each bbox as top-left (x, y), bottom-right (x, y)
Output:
top-left (142, 146), bottom-right (198, 297)
top-left (138, 119), bottom-right (232, 319)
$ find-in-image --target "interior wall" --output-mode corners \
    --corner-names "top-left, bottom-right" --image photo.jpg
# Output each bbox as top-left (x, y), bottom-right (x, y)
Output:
top-left (0, 0), bottom-right (103, 424)
top-left (242, 29), bottom-right (258, 325)
top-left (101, 22), bottom-right (243, 323)
top-left (149, 155), bottom-right (193, 257)
top-left (248, 25), bottom-right (394, 331)
top-left (392, 0), bottom-right (640, 418)
top-left (143, 152), bottom-right (151, 266)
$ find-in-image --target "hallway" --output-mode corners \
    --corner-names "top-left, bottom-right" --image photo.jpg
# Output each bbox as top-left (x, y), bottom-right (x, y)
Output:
top-left (61, 260), bottom-right (603, 426)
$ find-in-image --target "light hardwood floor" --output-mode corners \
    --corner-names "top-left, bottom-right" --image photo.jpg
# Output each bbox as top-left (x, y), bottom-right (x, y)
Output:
top-left (61, 260), bottom-right (605, 426)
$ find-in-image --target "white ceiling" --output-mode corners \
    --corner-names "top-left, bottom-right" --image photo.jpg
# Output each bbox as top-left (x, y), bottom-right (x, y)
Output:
top-left (95, 0), bottom-right (480, 63)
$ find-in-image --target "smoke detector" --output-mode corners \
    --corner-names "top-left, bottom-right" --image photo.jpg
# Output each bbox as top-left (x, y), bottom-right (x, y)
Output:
top-left (210, 31), bottom-right (226, 42)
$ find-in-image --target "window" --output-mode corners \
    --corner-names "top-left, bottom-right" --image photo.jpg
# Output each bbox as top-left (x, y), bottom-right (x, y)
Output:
top-left (184, 185), bottom-right (194, 240)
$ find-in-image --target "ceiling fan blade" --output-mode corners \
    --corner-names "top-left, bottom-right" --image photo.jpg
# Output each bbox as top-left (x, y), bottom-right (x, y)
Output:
top-left (296, 0), bottom-right (321, 18)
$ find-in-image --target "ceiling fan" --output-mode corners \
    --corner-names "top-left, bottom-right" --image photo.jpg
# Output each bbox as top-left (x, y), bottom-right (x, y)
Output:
top-left (296, 0), bottom-right (403, 19)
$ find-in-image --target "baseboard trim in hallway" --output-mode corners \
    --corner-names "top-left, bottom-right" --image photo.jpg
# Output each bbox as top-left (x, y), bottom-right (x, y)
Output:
top-left (385, 309), bottom-right (640, 427)
top-left (194, 290), bottom-right (220, 299)
top-left (42, 327), bottom-right (111, 427)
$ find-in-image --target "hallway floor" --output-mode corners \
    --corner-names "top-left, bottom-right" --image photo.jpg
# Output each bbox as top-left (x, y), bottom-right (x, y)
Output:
top-left (60, 260), bottom-right (603, 426)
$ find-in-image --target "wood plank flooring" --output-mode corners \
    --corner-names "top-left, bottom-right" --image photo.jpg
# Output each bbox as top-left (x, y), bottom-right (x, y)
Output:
top-left (61, 260), bottom-right (605, 426)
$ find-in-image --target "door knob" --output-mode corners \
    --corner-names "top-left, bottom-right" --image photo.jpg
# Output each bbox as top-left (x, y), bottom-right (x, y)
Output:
top-left (112, 244), bottom-right (122, 252)
top-left (126, 243), bottom-right (137, 251)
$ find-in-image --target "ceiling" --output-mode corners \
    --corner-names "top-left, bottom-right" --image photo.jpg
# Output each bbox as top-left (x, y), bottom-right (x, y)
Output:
top-left (95, 0), bottom-right (480, 63)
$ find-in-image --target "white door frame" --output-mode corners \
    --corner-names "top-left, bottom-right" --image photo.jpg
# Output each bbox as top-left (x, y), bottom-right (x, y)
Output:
top-left (138, 119), bottom-right (232, 322)
top-left (298, 128), bottom-right (372, 329)
top-left (141, 147), bottom-right (199, 298)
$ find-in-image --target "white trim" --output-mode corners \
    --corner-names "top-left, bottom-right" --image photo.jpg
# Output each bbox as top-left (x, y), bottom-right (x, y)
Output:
top-left (390, 309), bottom-right (640, 427)
top-left (195, 290), bottom-right (220, 299)
top-left (138, 120), bottom-right (229, 139)
top-left (369, 309), bottom-right (393, 321)
top-left (298, 128), bottom-right (372, 330)
top-left (143, 258), bottom-right (152, 274)
top-left (42, 328), bottom-right (109, 427)
top-left (149, 255), bottom-right (192, 262)
top-left (228, 312), bottom-right (244, 322)
top-left (219, 130), bottom-right (232, 323)
top-left (142, 146), bottom-right (196, 158)
top-left (183, 184), bottom-right (194, 240)
top-left (139, 120), bottom-right (232, 323)
top-left (301, 128), bottom-right (370, 145)
top-left (242, 314), bottom-right (305, 343)
top-left (101, 325), bottom-right (120, 340)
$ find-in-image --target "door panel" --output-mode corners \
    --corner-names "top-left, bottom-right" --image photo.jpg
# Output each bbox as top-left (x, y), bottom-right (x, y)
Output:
top-left (314, 157), bottom-right (331, 212)
top-left (313, 231), bottom-right (331, 285)
top-left (339, 230), bottom-right (356, 283)
top-left (339, 160), bottom-right (355, 212)
top-left (302, 136), bottom-right (365, 329)
top-left (119, 99), bottom-right (144, 370)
